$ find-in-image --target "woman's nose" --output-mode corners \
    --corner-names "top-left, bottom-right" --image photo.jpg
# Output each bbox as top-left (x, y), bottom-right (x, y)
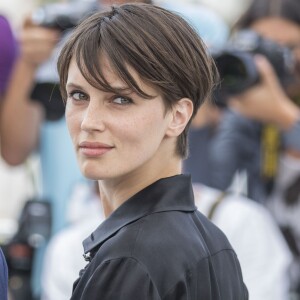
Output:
top-left (81, 101), bottom-right (106, 132)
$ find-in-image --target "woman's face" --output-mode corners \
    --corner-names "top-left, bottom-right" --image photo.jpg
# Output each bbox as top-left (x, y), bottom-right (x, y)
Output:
top-left (65, 56), bottom-right (174, 181)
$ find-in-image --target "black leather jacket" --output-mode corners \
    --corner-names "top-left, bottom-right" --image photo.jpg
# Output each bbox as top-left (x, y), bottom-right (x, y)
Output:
top-left (71, 175), bottom-right (248, 300)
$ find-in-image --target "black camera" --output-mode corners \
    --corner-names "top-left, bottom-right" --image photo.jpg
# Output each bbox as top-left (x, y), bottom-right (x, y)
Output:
top-left (213, 30), bottom-right (295, 106)
top-left (1, 200), bottom-right (52, 300)
top-left (31, 0), bottom-right (101, 31)
top-left (12, 199), bottom-right (52, 248)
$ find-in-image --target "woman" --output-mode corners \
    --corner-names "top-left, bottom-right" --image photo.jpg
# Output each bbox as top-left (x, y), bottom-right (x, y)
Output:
top-left (57, 3), bottom-right (248, 299)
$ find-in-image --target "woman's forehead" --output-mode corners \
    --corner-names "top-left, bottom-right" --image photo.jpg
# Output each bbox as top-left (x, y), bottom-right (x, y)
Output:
top-left (98, 54), bottom-right (150, 91)
top-left (67, 56), bottom-right (124, 87)
top-left (68, 54), bottom-right (158, 97)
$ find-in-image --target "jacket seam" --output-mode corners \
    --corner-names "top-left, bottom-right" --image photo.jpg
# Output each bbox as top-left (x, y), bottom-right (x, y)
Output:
top-left (161, 248), bottom-right (237, 299)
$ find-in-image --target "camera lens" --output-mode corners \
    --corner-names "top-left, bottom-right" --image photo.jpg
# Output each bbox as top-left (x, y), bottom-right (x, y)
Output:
top-left (214, 51), bottom-right (259, 94)
top-left (218, 55), bottom-right (248, 89)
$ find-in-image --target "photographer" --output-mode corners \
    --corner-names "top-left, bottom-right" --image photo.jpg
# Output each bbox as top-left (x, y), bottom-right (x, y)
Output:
top-left (207, 0), bottom-right (300, 296)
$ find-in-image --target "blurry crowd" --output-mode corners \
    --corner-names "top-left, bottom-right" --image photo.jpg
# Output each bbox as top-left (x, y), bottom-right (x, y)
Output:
top-left (1, 0), bottom-right (300, 299)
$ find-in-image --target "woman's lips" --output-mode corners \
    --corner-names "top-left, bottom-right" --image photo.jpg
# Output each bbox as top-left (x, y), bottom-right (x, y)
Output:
top-left (79, 141), bottom-right (113, 157)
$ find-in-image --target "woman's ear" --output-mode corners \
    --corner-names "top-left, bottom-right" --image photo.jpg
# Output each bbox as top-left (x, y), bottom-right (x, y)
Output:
top-left (166, 98), bottom-right (193, 137)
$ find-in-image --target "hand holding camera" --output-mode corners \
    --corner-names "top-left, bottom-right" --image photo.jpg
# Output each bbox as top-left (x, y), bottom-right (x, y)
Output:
top-left (213, 30), bottom-right (300, 130)
top-left (19, 17), bottom-right (61, 70)
top-left (228, 55), bottom-right (300, 129)
top-left (31, 0), bottom-right (100, 31)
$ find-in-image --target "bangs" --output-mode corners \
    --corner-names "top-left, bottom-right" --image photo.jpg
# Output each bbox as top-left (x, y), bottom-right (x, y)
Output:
top-left (72, 20), bottom-right (155, 99)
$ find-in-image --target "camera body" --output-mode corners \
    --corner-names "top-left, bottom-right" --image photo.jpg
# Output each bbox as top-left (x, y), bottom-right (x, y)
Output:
top-left (31, 0), bottom-right (101, 31)
top-left (213, 30), bottom-right (295, 105)
top-left (11, 199), bottom-right (52, 248)
top-left (2, 200), bottom-right (52, 299)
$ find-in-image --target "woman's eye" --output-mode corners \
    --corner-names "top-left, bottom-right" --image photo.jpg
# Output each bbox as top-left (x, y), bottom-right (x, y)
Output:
top-left (112, 96), bottom-right (132, 105)
top-left (68, 91), bottom-right (87, 101)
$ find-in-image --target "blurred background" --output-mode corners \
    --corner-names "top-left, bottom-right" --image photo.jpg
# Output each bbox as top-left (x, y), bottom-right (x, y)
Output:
top-left (0, 0), bottom-right (251, 28)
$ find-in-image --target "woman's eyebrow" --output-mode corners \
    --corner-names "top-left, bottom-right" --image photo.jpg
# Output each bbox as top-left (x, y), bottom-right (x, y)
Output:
top-left (66, 82), bottom-right (84, 90)
top-left (66, 81), bottom-right (135, 95)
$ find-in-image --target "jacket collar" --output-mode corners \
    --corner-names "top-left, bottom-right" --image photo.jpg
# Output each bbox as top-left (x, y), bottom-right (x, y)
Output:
top-left (83, 174), bottom-right (196, 254)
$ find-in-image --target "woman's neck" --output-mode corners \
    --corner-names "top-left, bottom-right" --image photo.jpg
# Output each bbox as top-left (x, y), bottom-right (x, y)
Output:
top-left (98, 158), bottom-right (182, 218)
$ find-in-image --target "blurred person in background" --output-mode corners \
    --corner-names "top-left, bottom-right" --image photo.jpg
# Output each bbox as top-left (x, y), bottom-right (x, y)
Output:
top-left (0, 15), bottom-right (22, 237)
top-left (0, 2), bottom-right (85, 298)
top-left (204, 0), bottom-right (300, 297)
top-left (208, 0), bottom-right (300, 202)
top-left (0, 14), bottom-right (35, 300)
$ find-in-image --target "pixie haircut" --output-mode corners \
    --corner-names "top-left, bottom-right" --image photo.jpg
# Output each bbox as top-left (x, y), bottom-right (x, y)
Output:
top-left (57, 3), bottom-right (217, 158)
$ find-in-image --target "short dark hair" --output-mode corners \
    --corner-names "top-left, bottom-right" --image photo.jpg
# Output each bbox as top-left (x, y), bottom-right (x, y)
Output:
top-left (235, 0), bottom-right (300, 29)
top-left (58, 3), bottom-right (217, 158)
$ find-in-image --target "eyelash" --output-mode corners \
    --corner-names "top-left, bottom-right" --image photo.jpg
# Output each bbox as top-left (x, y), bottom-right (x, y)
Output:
top-left (111, 95), bottom-right (133, 105)
top-left (67, 90), bottom-right (134, 106)
top-left (67, 90), bottom-right (87, 102)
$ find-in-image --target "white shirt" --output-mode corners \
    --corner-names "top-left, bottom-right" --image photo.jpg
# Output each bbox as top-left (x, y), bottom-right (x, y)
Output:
top-left (267, 153), bottom-right (300, 290)
top-left (268, 154), bottom-right (300, 239)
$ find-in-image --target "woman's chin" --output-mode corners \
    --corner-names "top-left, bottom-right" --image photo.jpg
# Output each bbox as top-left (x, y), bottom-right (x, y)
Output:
top-left (80, 166), bottom-right (107, 180)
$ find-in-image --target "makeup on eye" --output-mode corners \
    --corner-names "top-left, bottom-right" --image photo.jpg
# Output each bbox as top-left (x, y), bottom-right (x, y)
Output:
top-left (66, 82), bottom-right (88, 102)
top-left (66, 90), bottom-right (134, 105)
top-left (68, 90), bottom-right (88, 102)
top-left (111, 95), bottom-right (133, 105)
